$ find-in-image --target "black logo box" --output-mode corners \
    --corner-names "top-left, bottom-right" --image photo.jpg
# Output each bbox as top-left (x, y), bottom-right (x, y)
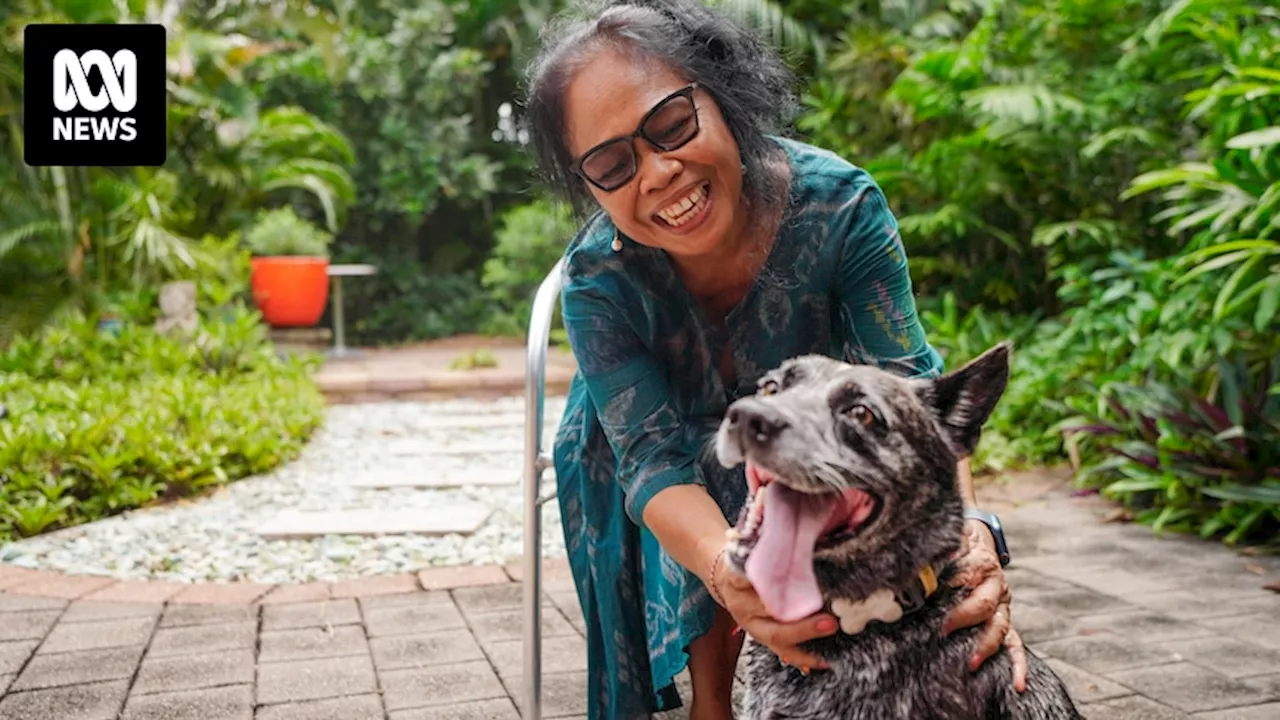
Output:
top-left (24, 23), bottom-right (167, 168)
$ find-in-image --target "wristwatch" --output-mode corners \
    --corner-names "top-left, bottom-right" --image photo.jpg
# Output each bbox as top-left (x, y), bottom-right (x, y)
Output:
top-left (963, 508), bottom-right (1010, 568)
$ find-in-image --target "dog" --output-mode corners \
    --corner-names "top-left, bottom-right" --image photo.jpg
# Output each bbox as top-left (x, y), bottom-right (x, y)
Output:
top-left (713, 342), bottom-right (1082, 719)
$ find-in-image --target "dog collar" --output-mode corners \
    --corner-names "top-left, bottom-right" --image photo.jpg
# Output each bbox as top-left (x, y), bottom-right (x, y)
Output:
top-left (829, 563), bottom-right (942, 635)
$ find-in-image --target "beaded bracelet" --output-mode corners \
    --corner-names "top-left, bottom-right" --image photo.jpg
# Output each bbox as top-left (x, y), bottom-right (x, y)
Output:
top-left (707, 547), bottom-right (729, 608)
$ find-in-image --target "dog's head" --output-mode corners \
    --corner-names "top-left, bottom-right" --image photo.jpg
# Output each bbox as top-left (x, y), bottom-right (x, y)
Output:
top-left (714, 342), bottom-right (1012, 624)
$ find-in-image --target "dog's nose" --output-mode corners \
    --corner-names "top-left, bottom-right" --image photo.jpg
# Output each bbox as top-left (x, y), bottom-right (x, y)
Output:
top-left (728, 405), bottom-right (788, 448)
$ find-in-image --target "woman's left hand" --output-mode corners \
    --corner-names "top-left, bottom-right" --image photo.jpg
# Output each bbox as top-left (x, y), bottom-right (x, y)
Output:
top-left (942, 517), bottom-right (1028, 693)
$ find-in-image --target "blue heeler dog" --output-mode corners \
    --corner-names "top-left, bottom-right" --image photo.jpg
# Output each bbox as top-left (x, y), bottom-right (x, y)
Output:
top-left (713, 342), bottom-right (1082, 719)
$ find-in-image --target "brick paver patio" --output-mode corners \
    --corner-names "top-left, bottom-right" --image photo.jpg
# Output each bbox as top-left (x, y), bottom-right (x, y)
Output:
top-left (1, 477), bottom-right (1277, 720)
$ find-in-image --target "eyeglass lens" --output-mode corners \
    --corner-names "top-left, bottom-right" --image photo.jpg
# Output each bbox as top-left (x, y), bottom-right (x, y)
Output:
top-left (579, 90), bottom-right (699, 190)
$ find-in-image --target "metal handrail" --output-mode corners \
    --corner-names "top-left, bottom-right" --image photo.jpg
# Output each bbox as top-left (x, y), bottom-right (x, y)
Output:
top-left (522, 257), bottom-right (565, 720)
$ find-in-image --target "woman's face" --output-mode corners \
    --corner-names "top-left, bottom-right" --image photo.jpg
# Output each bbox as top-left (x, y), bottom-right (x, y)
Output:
top-left (562, 50), bottom-right (744, 260)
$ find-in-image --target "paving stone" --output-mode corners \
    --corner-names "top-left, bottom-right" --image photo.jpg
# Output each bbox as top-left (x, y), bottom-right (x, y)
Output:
top-left (81, 579), bottom-right (186, 604)
top-left (121, 683), bottom-right (254, 720)
top-left (169, 582), bottom-right (274, 605)
top-left (1058, 569), bottom-right (1188, 598)
top-left (468, 606), bottom-right (577, 644)
top-left (256, 694), bottom-right (385, 720)
top-left (255, 654), bottom-right (378, 705)
top-left (418, 565), bottom-right (511, 591)
top-left (132, 648), bottom-right (255, 695)
top-left (1244, 673), bottom-right (1280, 696)
top-left (9, 645), bottom-right (144, 692)
top-left (147, 621), bottom-right (257, 658)
top-left (547, 591), bottom-right (586, 637)
top-left (1197, 614), bottom-right (1280, 652)
top-left (0, 566), bottom-right (44, 591)
top-left (363, 600), bottom-right (467, 637)
top-left (451, 583), bottom-right (529, 614)
top-left (1107, 662), bottom-right (1279, 713)
top-left (0, 610), bottom-right (61, 642)
top-left (1004, 567), bottom-right (1082, 595)
top-left (1043, 658), bottom-right (1133, 704)
top-left (500, 672), bottom-right (589, 718)
top-left (0, 678), bottom-right (129, 720)
top-left (483, 634), bottom-right (588, 680)
top-left (1081, 695), bottom-right (1192, 719)
top-left (1014, 600), bottom-right (1092, 644)
top-left (380, 660), bottom-right (507, 712)
top-left (1150, 636), bottom-right (1280, 679)
top-left (1034, 631), bottom-right (1181, 674)
top-left (261, 598), bottom-right (361, 631)
top-left (258, 624), bottom-right (369, 663)
top-left (159, 604), bottom-right (256, 628)
top-left (0, 594), bottom-right (67, 613)
top-left (331, 574), bottom-right (420, 599)
top-left (1072, 609), bottom-right (1217, 644)
top-left (1193, 702), bottom-right (1280, 719)
top-left (369, 628), bottom-right (486, 671)
top-left (5, 573), bottom-right (116, 599)
top-left (345, 469), bottom-right (520, 488)
top-left (357, 589), bottom-right (453, 611)
top-left (390, 698), bottom-right (521, 720)
top-left (384, 439), bottom-right (521, 458)
top-left (60, 601), bottom-right (162, 623)
top-left (1123, 590), bottom-right (1264, 622)
top-left (0, 673), bottom-right (10, 693)
top-left (256, 507), bottom-right (493, 539)
top-left (39, 615), bottom-right (156, 653)
top-left (0, 639), bottom-right (38, 674)
top-left (258, 582), bottom-right (333, 605)
top-left (1014, 587), bottom-right (1137, 617)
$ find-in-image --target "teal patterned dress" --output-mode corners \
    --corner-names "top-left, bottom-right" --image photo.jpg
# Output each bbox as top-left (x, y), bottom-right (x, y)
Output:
top-left (551, 137), bottom-right (945, 719)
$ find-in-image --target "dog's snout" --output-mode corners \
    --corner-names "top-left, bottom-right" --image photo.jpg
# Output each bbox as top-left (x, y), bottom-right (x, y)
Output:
top-left (728, 404), bottom-right (788, 448)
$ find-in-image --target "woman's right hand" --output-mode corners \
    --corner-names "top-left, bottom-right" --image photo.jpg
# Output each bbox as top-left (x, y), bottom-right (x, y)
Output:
top-left (711, 550), bottom-right (840, 672)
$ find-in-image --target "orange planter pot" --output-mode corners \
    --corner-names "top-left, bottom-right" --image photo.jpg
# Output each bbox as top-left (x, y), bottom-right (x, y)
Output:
top-left (250, 256), bottom-right (330, 327)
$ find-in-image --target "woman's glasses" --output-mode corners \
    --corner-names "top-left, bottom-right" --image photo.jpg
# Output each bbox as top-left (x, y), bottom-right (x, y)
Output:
top-left (571, 83), bottom-right (701, 192)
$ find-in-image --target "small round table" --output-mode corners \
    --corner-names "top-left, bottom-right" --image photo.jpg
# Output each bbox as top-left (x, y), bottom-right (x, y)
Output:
top-left (327, 263), bottom-right (377, 358)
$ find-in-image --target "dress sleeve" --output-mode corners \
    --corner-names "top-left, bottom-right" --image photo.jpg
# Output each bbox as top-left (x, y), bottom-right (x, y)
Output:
top-left (559, 272), bottom-right (707, 529)
top-left (832, 181), bottom-right (945, 380)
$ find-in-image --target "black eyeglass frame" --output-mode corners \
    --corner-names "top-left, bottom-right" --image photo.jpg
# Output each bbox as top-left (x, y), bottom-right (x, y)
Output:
top-left (569, 83), bottom-right (702, 192)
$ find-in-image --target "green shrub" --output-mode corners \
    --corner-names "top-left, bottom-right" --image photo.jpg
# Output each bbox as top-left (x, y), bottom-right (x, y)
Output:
top-left (0, 307), bottom-right (325, 544)
top-left (244, 207), bottom-right (334, 258)
top-left (480, 198), bottom-right (577, 337)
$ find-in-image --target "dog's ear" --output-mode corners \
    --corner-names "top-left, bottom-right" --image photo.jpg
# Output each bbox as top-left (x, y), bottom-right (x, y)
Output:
top-left (917, 341), bottom-right (1012, 457)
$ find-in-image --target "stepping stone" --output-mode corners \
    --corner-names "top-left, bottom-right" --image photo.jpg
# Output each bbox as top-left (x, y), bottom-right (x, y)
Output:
top-left (256, 506), bottom-right (492, 540)
top-left (385, 440), bottom-right (530, 458)
top-left (346, 468), bottom-right (550, 489)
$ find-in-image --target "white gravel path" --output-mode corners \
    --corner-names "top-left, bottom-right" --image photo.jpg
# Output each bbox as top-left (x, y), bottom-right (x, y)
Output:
top-left (0, 396), bottom-right (571, 584)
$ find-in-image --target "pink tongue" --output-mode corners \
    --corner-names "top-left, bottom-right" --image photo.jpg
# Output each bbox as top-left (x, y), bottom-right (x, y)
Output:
top-left (744, 481), bottom-right (840, 623)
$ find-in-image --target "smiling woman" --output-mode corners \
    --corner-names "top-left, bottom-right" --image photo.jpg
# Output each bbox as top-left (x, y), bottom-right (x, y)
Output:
top-left (521, 1), bottom-right (1027, 718)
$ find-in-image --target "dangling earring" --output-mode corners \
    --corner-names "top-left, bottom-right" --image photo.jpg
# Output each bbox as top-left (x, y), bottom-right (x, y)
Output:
top-left (611, 229), bottom-right (623, 253)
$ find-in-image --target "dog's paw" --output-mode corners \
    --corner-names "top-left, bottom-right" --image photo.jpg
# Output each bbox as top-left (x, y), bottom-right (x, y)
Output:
top-left (831, 589), bottom-right (903, 635)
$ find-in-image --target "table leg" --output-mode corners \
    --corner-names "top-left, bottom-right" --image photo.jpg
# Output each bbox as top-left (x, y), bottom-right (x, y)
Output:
top-left (333, 276), bottom-right (346, 357)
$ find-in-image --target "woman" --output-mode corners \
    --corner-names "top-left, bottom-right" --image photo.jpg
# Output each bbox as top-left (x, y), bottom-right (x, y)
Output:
top-left (523, 1), bottom-right (1027, 717)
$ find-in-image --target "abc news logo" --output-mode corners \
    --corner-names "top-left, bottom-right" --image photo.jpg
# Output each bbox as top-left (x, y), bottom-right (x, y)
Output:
top-left (24, 23), bottom-right (166, 167)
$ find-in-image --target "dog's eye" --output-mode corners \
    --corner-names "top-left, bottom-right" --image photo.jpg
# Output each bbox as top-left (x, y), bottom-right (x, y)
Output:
top-left (759, 380), bottom-right (779, 396)
top-left (845, 404), bottom-right (875, 427)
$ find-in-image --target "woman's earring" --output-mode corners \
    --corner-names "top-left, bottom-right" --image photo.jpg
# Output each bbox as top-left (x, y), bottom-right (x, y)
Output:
top-left (611, 229), bottom-right (623, 253)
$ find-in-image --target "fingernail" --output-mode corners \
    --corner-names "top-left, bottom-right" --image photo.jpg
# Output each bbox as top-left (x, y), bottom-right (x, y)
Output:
top-left (731, 625), bottom-right (742, 636)
top-left (969, 654), bottom-right (981, 671)
top-left (817, 618), bottom-right (836, 634)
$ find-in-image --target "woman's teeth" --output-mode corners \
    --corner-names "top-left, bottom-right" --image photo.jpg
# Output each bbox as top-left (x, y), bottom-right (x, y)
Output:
top-left (657, 183), bottom-right (709, 226)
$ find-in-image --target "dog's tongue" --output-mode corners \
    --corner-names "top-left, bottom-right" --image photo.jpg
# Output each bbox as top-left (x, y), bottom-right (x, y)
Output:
top-left (743, 472), bottom-right (841, 623)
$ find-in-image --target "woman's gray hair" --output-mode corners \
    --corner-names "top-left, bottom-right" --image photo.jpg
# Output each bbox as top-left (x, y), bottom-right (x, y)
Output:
top-left (522, 0), bottom-right (799, 218)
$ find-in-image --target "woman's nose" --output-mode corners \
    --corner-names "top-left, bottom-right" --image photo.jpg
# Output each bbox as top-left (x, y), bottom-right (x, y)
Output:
top-left (636, 143), bottom-right (682, 194)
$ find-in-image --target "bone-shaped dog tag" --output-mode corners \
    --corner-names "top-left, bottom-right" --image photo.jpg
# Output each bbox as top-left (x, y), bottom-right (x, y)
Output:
top-left (831, 589), bottom-right (904, 635)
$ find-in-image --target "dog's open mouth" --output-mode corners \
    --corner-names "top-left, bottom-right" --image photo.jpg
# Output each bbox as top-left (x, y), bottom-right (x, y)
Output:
top-left (735, 460), bottom-right (881, 623)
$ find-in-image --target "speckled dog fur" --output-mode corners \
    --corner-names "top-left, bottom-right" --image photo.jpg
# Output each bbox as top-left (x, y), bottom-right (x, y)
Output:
top-left (714, 342), bottom-right (1082, 720)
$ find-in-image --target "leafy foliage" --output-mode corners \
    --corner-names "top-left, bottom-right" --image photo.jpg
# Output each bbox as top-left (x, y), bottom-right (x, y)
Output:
top-left (0, 309), bottom-right (325, 544)
top-left (245, 207), bottom-right (334, 258)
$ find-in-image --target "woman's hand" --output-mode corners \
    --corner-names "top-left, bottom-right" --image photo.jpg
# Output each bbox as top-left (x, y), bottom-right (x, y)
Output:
top-left (709, 548), bottom-right (839, 673)
top-left (943, 518), bottom-right (1028, 692)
